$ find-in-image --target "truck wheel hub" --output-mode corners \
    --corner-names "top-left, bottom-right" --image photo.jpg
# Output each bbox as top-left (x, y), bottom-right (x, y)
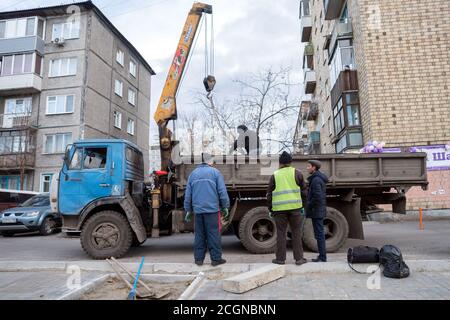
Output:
top-left (91, 223), bottom-right (120, 249)
top-left (252, 220), bottom-right (274, 242)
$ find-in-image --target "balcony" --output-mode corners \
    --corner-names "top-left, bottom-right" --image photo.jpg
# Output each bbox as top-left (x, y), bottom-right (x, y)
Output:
top-left (0, 36), bottom-right (45, 56)
top-left (0, 152), bottom-right (35, 171)
top-left (304, 69), bottom-right (316, 94)
top-left (324, 0), bottom-right (347, 20)
top-left (331, 69), bottom-right (358, 107)
top-left (329, 18), bottom-right (353, 55)
top-left (0, 114), bottom-right (36, 130)
top-left (0, 73), bottom-right (42, 94)
top-left (303, 103), bottom-right (319, 121)
top-left (301, 16), bottom-right (312, 43)
top-left (300, 0), bottom-right (312, 42)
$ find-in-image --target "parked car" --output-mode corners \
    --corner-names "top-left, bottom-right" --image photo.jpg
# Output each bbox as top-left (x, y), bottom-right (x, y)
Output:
top-left (0, 189), bottom-right (39, 212)
top-left (0, 193), bottom-right (61, 237)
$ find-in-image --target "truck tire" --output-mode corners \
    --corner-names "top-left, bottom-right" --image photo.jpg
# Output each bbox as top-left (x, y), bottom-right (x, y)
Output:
top-left (80, 211), bottom-right (133, 260)
top-left (302, 207), bottom-right (349, 253)
top-left (238, 207), bottom-right (276, 254)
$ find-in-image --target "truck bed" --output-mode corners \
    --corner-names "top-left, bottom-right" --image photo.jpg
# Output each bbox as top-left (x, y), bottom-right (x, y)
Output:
top-left (175, 153), bottom-right (428, 191)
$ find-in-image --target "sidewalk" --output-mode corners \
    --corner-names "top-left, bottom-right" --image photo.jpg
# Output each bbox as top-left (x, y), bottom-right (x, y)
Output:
top-left (194, 271), bottom-right (450, 300)
top-left (1, 260), bottom-right (450, 300)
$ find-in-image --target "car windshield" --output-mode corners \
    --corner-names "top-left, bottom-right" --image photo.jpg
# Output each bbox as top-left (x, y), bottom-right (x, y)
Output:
top-left (20, 195), bottom-right (50, 207)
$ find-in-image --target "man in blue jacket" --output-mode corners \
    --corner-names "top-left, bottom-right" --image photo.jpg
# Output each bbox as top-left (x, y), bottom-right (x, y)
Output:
top-left (306, 160), bottom-right (329, 262)
top-left (184, 153), bottom-right (230, 266)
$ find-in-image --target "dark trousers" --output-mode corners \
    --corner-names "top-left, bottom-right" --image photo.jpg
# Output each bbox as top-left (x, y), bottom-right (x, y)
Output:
top-left (194, 212), bottom-right (222, 262)
top-left (274, 211), bottom-right (305, 261)
top-left (312, 218), bottom-right (327, 261)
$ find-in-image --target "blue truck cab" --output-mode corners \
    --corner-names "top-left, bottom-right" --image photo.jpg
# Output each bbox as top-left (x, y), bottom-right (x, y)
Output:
top-left (53, 139), bottom-right (150, 259)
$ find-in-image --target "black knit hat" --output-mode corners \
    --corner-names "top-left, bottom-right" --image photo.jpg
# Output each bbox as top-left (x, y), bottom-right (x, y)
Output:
top-left (308, 159), bottom-right (322, 170)
top-left (279, 151), bottom-right (293, 165)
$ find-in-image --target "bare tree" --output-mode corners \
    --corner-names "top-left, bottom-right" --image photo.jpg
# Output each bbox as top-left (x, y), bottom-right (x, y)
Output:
top-left (178, 109), bottom-right (201, 156)
top-left (194, 67), bottom-right (300, 154)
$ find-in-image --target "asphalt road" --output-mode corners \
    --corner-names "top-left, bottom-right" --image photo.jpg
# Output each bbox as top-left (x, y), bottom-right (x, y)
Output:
top-left (0, 220), bottom-right (449, 263)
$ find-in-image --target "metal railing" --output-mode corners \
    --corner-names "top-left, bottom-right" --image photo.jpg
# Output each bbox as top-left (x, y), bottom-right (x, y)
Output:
top-left (0, 113), bottom-right (33, 129)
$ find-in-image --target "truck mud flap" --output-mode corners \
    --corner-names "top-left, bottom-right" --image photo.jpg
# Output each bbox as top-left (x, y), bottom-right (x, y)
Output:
top-left (220, 199), bottom-right (238, 234)
top-left (120, 193), bottom-right (147, 243)
top-left (330, 197), bottom-right (364, 240)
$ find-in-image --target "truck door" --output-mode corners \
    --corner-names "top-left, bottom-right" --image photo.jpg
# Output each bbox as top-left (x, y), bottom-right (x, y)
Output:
top-left (59, 146), bottom-right (112, 214)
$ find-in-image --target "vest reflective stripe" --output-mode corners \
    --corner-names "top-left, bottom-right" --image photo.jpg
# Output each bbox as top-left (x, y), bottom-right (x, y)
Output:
top-left (272, 189), bottom-right (301, 196)
top-left (272, 199), bottom-right (303, 206)
top-left (272, 166), bottom-right (303, 212)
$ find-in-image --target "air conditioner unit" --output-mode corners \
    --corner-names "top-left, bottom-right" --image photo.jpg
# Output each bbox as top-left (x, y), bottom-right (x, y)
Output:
top-left (53, 37), bottom-right (65, 46)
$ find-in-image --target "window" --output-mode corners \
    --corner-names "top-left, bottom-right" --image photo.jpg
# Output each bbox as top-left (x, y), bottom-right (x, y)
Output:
top-left (83, 148), bottom-right (107, 169)
top-left (114, 79), bottom-right (123, 97)
top-left (128, 88), bottom-right (136, 106)
top-left (329, 39), bottom-right (355, 87)
top-left (69, 148), bottom-right (82, 170)
top-left (129, 60), bottom-right (137, 77)
top-left (0, 53), bottom-right (34, 76)
top-left (116, 49), bottom-right (124, 66)
top-left (127, 118), bottom-right (135, 135)
top-left (0, 136), bottom-right (28, 154)
top-left (40, 174), bottom-right (53, 193)
top-left (44, 133), bottom-right (72, 154)
top-left (49, 58), bottom-right (77, 77)
top-left (333, 98), bottom-right (345, 135)
top-left (46, 95), bottom-right (74, 114)
top-left (52, 20), bottom-right (80, 40)
top-left (5, 98), bottom-right (32, 115)
top-left (114, 111), bottom-right (122, 129)
top-left (0, 17), bottom-right (37, 39)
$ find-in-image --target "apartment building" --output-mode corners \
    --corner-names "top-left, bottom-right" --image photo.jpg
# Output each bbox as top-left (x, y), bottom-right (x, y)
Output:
top-left (0, 1), bottom-right (155, 192)
top-left (295, 0), bottom-right (450, 209)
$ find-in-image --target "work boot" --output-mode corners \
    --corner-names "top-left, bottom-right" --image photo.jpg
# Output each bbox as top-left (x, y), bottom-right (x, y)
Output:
top-left (195, 260), bottom-right (204, 266)
top-left (211, 259), bottom-right (226, 267)
top-left (272, 259), bottom-right (285, 265)
top-left (311, 256), bottom-right (327, 263)
top-left (295, 258), bottom-right (307, 266)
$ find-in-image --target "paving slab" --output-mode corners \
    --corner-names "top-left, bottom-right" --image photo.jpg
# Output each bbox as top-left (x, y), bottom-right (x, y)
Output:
top-left (223, 264), bottom-right (285, 294)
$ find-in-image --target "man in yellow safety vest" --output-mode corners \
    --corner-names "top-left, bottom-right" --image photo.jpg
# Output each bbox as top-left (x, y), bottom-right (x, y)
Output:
top-left (267, 151), bottom-right (308, 266)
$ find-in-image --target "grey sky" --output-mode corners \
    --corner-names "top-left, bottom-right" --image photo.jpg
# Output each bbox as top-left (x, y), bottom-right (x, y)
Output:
top-left (1, 0), bottom-right (304, 143)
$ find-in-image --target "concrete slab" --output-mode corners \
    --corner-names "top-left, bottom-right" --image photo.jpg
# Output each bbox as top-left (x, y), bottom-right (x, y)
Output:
top-left (222, 264), bottom-right (285, 294)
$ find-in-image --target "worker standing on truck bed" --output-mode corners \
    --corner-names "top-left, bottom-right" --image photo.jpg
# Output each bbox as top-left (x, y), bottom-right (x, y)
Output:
top-left (230, 125), bottom-right (261, 155)
top-left (267, 151), bottom-right (308, 266)
top-left (306, 160), bottom-right (329, 263)
top-left (184, 153), bottom-right (230, 267)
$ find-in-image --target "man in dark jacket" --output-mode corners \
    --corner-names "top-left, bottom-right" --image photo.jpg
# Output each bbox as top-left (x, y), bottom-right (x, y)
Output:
top-left (230, 125), bottom-right (261, 155)
top-left (267, 151), bottom-right (308, 265)
top-left (306, 160), bottom-right (329, 262)
top-left (184, 153), bottom-right (230, 267)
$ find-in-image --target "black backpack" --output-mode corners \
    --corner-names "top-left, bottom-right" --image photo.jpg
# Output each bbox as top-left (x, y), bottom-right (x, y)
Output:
top-left (379, 245), bottom-right (410, 279)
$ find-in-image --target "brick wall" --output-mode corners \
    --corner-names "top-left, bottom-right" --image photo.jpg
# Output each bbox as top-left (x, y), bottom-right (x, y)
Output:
top-left (352, 0), bottom-right (450, 147)
top-left (406, 170), bottom-right (450, 210)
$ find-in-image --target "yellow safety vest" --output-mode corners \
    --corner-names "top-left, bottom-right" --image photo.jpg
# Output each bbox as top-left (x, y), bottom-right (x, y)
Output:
top-left (272, 166), bottom-right (303, 212)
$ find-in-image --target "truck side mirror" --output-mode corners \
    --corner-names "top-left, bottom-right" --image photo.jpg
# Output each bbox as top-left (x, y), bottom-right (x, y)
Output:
top-left (63, 144), bottom-right (73, 169)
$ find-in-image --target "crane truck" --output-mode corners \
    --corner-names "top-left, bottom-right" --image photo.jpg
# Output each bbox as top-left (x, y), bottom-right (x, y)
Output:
top-left (51, 3), bottom-right (429, 259)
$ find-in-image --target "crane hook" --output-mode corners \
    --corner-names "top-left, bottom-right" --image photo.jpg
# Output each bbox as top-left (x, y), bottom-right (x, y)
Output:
top-left (203, 75), bottom-right (216, 93)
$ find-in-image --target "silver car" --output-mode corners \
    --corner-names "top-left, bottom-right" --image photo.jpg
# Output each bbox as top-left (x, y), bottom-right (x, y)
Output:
top-left (0, 193), bottom-right (62, 237)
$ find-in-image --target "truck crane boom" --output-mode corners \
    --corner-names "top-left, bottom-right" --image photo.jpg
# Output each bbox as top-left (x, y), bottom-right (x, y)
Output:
top-left (154, 2), bottom-right (214, 172)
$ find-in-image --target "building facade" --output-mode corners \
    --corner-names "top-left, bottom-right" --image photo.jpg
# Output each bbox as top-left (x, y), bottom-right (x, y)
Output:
top-left (295, 0), bottom-right (450, 209)
top-left (0, 1), bottom-right (155, 192)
